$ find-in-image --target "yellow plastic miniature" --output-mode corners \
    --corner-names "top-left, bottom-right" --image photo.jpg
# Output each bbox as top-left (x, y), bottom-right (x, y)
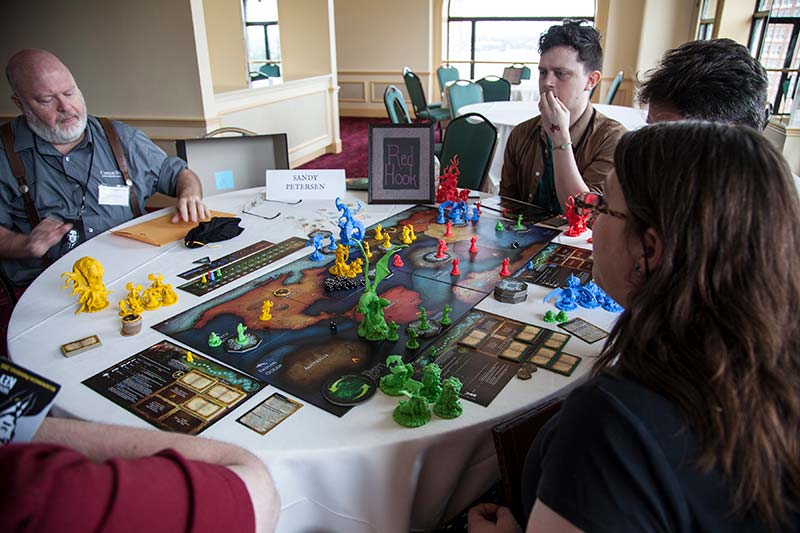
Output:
top-left (260, 299), bottom-right (273, 321)
top-left (374, 224), bottom-right (384, 241)
top-left (141, 286), bottom-right (162, 310)
top-left (328, 244), bottom-right (350, 276)
top-left (363, 240), bottom-right (373, 259)
top-left (408, 224), bottom-right (417, 241)
top-left (118, 282), bottom-right (145, 316)
top-left (400, 225), bottom-right (413, 245)
top-left (61, 256), bottom-right (111, 314)
top-left (161, 284), bottom-right (178, 306)
top-left (382, 233), bottom-right (392, 249)
top-left (186, 351), bottom-right (194, 363)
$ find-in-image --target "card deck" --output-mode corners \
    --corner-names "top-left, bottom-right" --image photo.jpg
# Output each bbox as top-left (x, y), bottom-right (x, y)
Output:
top-left (558, 318), bottom-right (609, 344)
top-left (238, 393), bottom-right (303, 435)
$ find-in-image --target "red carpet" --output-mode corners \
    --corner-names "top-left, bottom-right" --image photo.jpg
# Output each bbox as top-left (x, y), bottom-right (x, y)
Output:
top-left (299, 117), bottom-right (389, 178)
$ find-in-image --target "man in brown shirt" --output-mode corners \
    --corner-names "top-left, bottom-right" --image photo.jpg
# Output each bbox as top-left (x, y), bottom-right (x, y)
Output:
top-left (500, 21), bottom-right (625, 213)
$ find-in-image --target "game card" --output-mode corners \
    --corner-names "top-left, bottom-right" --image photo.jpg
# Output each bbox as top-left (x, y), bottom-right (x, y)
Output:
top-left (558, 318), bottom-right (609, 344)
top-left (538, 215), bottom-right (569, 228)
top-left (237, 393), bottom-right (303, 435)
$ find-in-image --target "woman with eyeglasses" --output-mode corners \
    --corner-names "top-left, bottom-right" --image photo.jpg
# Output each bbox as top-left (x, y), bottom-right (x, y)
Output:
top-left (469, 121), bottom-right (800, 532)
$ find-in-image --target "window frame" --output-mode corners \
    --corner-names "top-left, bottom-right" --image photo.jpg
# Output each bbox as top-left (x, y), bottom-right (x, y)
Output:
top-left (750, 0), bottom-right (800, 116)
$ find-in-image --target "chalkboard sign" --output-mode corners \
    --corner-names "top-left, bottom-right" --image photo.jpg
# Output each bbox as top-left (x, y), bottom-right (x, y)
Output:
top-left (368, 123), bottom-right (435, 204)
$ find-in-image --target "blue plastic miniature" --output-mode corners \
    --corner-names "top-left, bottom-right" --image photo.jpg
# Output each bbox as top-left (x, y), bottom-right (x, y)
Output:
top-left (308, 233), bottom-right (325, 261)
top-left (437, 205), bottom-right (447, 224)
top-left (335, 197), bottom-right (365, 246)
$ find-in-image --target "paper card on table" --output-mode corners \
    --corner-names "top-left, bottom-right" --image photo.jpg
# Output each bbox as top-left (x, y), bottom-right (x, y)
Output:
top-left (215, 170), bottom-right (235, 190)
top-left (112, 210), bottom-right (237, 246)
top-left (266, 169), bottom-right (345, 201)
top-left (0, 359), bottom-right (61, 444)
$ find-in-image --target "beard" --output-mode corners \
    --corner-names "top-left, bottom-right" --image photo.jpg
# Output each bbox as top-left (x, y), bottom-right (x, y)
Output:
top-left (22, 96), bottom-right (88, 145)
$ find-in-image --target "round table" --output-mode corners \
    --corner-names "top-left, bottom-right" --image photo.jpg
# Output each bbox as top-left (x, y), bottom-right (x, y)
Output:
top-left (457, 102), bottom-right (648, 193)
top-left (8, 190), bottom-right (617, 533)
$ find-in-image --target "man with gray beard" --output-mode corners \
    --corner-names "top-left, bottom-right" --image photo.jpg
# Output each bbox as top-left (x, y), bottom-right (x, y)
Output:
top-left (0, 49), bottom-right (211, 286)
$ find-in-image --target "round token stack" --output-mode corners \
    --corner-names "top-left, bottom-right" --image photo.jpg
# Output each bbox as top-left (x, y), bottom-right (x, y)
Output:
top-left (494, 278), bottom-right (528, 304)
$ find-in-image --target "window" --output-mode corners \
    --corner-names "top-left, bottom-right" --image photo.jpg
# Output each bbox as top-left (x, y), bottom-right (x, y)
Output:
top-left (750, 0), bottom-right (800, 115)
top-left (443, 0), bottom-right (596, 80)
top-left (697, 0), bottom-right (716, 40)
top-left (243, 0), bottom-right (281, 80)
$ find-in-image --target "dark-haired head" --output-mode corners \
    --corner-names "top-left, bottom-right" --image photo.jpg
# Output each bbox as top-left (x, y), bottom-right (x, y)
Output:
top-left (639, 39), bottom-right (769, 130)
top-left (538, 20), bottom-right (602, 72)
top-left (593, 121), bottom-right (800, 529)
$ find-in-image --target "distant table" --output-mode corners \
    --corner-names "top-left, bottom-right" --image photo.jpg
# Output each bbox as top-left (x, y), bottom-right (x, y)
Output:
top-left (510, 79), bottom-right (539, 102)
top-left (458, 102), bottom-right (648, 192)
top-left (9, 190), bottom-right (617, 533)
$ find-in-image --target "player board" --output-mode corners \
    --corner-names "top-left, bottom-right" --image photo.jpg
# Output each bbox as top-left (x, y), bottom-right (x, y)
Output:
top-left (518, 243), bottom-right (593, 288)
top-left (154, 205), bottom-right (561, 416)
top-left (83, 340), bottom-right (264, 434)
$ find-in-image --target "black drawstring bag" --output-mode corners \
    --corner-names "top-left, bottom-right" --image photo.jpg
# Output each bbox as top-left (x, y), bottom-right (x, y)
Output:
top-left (184, 217), bottom-right (244, 248)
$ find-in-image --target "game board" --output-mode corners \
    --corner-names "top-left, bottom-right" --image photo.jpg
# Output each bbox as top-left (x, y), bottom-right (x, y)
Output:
top-left (154, 205), bottom-right (561, 416)
top-left (519, 243), bottom-right (594, 288)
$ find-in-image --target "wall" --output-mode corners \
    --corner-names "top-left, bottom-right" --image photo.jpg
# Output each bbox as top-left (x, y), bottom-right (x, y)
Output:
top-left (203, 0), bottom-right (249, 93)
top-left (277, 0), bottom-right (334, 81)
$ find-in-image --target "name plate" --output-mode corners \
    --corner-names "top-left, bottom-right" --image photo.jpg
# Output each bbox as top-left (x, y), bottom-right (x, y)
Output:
top-left (266, 169), bottom-right (346, 200)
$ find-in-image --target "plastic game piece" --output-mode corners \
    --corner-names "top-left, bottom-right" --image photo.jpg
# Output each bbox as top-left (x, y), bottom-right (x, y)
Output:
top-left (235, 323), bottom-right (249, 345)
top-left (495, 221), bottom-right (505, 232)
top-left (393, 391), bottom-right (431, 427)
top-left (209, 270), bottom-right (215, 282)
top-left (380, 355), bottom-right (416, 396)
top-left (120, 313), bottom-right (142, 336)
top-left (328, 244), bottom-right (361, 278)
top-left (61, 334), bottom-right (102, 357)
top-left (355, 241), bottom-right (405, 341)
top-left (440, 304), bottom-right (452, 326)
top-left (186, 351), bottom-right (194, 363)
top-left (510, 241), bottom-right (520, 249)
top-left (420, 363), bottom-right (443, 403)
top-left (433, 376), bottom-right (463, 419)
top-left (527, 260), bottom-right (534, 271)
top-left (393, 254), bottom-right (404, 268)
top-left (226, 323), bottom-right (262, 352)
top-left (308, 233), bottom-right (326, 261)
top-left (543, 310), bottom-right (557, 322)
top-left (544, 274), bottom-right (592, 312)
top-left (160, 284), bottom-right (178, 306)
top-left (405, 327), bottom-right (420, 350)
top-left (469, 236), bottom-right (478, 253)
top-left (564, 196), bottom-right (589, 237)
top-left (374, 224), bottom-right (384, 241)
top-left (326, 234), bottom-right (337, 252)
top-left (555, 310), bottom-right (569, 323)
top-left (363, 240), bottom-right (373, 259)
top-left (417, 306), bottom-right (431, 331)
top-left (215, 269), bottom-right (222, 278)
top-left (208, 332), bottom-right (223, 347)
top-left (335, 197), bottom-right (365, 245)
top-left (437, 206), bottom-right (447, 224)
top-left (435, 239), bottom-right (448, 259)
top-left (141, 287), bottom-right (162, 310)
top-left (513, 214), bottom-right (525, 230)
top-left (61, 256), bottom-right (111, 314)
top-left (444, 221), bottom-right (453, 237)
top-left (382, 233), bottom-right (392, 249)
top-left (118, 282), bottom-right (144, 316)
top-left (201, 274), bottom-right (208, 284)
top-left (408, 225), bottom-right (417, 241)
top-left (435, 155), bottom-right (461, 204)
top-left (387, 321), bottom-right (399, 342)
top-left (260, 299), bottom-right (273, 321)
top-left (476, 202), bottom-right (482, 214)
top-left (450, 256), bottom-right (461, 276)
top-left (400, 225), bottom-right (413, 245)
top-left (499, 257), bottom-right (512, 277)
top-left (470, 206), bottom-right (480, 221)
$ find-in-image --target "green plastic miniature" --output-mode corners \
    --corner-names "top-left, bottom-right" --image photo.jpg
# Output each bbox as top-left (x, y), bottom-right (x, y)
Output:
top-left (555, 310), bottom-right (569, 323)
top-left (543, 310), bottom-right (557, 323)
top-left (434, 376), bottom-right (464, 419)
top-left (440, 304), bottom-right (452, 326)
top-left (393, 391), bottom-right (431, 427)
top-left (420, 363), bottom-right (443, 403)
top-left (513, 214), bottom-right (525, 230)
top-left (235, 323), bottom-right (249, 345)
top-left (495, 221), bottom-right (505, 232)
top-left (405, 327), bottom-right (420, 350)
top-left (386, 320), bottom-right (400, 342)
top-left (355, 241), bottom-right (406, 341)
top-left (208, 331), bottom-right (222, 347)
top-left (417, 306), bottom-right (431, 331)
top-left (380, 355), bottom-right (415, 396)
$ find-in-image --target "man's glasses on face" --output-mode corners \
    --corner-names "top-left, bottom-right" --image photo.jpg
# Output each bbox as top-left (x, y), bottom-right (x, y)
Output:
top-left (574, 191), bottom-right (627, 219)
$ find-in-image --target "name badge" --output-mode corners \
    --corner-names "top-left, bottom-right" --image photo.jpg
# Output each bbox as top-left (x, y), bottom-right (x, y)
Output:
top-left (98, 184), bottom-right (130, 206)
top-left (266, 169), bottom-right (345, 201)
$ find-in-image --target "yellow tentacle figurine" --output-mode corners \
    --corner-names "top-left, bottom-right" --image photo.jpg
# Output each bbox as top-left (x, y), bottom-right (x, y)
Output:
top-left (61, 256), bottom-right (111, 314)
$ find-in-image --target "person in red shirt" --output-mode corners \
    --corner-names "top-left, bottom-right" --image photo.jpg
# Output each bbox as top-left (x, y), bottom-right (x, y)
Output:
top-left (0, 417), bottom-right (279, 533)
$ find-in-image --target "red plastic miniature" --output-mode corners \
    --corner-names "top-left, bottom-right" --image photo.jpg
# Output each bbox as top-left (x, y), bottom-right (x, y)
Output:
top-left (435, 155), bottom-right (462, 203)
top-left (450, 257), bottom-right (461, 276)
top-left (436, 239), bottom-right (448, 259)
top-left (469, 235), bottom-right (478, 253)
top-left (444, 221), bottom-right (453, 237)
top-left (499, 257), bottom-right (511, 277)
top-left (563, 196), bottom-right (590, 237)
top-left (475, 202), bottom-right (482, 214)
top-left (393, 254), bottom-right (404, 268)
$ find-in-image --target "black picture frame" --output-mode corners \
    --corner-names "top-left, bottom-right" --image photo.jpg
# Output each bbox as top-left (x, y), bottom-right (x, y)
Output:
top-left (368, 123), bottom-right (435, 204)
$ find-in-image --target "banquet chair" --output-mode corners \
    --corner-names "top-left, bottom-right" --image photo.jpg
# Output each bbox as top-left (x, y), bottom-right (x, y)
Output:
top-left (477, 76), bottom-right (511, 102)
top-left (492, 398), bottom-right (563, 525)
top-left (439, 112), bottom-right (497, 190)
top-left (604, 71), bottom-right (624, 105)
top-left (403, 67), bottom-right (451, 129)
top-left (447, 80), bottom-right (484, 119)
top-left (437, 65), bottom-right (460, 96)
top-left (259, 63), bottom-right (281, 78)
top-left (383, 85), bottom-right (413, 124)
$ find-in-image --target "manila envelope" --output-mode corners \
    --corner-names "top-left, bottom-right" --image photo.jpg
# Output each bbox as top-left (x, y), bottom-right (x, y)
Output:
top-left (112, 210), bottom-right (236, 246)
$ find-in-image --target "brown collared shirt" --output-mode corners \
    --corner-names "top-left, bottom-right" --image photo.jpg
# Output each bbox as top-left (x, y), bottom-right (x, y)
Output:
top-left (500, 103), bottom-right (626, 205)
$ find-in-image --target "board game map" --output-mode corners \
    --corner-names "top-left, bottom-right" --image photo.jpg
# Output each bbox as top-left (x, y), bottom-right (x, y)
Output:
top-left (518, 243), bottom-right (593, 288)
top-left (83, 340), bottom-right (264, 435)
top-left (154, 205), bottom-right (561, 416)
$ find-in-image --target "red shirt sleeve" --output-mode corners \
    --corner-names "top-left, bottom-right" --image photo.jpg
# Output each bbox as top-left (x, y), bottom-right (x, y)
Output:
top-left (0, 442), bottom-right (255, 533)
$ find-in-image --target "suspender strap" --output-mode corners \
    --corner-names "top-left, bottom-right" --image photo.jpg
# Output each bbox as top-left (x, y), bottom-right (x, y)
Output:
top-left (0, 120), bottom-right (52, 266)
top-left (98, 117), bottom-right (143, 218)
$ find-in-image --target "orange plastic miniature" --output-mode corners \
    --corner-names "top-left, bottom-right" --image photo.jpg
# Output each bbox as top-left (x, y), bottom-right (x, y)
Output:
top-left (61, 256), bottom-right (111, 314)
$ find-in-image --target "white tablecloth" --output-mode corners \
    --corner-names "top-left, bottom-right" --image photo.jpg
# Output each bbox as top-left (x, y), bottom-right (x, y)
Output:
top-left (8, 190), bottom-right (618, 532)
top-left (457, 102), bottom-right (648, 193)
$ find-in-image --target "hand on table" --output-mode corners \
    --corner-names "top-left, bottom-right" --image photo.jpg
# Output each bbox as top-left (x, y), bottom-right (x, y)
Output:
top-left (539, 90), bottom-right (571, 146)
top-left (27, 217), bottom-right (72, 257)
top-left (467, 503), bottom-right (523, 533)
top-left (171, 193), bottom-right (211, 224)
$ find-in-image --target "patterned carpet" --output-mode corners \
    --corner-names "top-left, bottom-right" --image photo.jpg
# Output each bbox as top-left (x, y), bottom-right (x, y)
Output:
top-left (298, 117), bottom-right (389, 178)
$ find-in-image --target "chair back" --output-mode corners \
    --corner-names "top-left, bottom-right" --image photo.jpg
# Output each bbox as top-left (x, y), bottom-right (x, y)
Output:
top-left (437, 65), bottom-right (460, 95)
top-left (384, 85), bottom-right (412, 124)
top-left (447, 80), bottom-right (484, 119)
top-left (492, 398), bottom-right (563, 525)
top-left (604, 71), bottom-right (624, 105)
top-left (439, 112), bottom-right (498, 190)
top-left (403, 67), bottom-right (430, 116)
top-left (477, 76), bottom-right (511, 102)
top-left (511, 63), bottom-right (531, 80)
top-left (259, 63), bottom-right (281, 78)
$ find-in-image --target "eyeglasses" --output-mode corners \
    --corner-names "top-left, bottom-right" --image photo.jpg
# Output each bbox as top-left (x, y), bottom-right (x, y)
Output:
top-left (573, 191), bottom-right (627, 219)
